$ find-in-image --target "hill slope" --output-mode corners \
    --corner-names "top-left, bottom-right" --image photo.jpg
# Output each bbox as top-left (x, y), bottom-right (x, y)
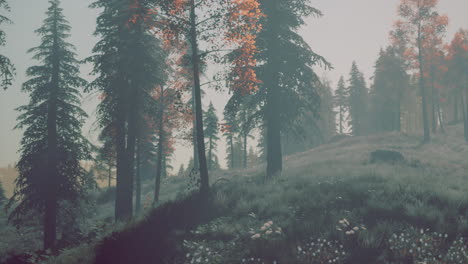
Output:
top-left (11, 127), bottom-right (468, 263)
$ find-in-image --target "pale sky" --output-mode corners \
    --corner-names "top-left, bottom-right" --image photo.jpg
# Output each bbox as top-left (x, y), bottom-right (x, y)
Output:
top-left (0, 0), bottom-right (467, 172)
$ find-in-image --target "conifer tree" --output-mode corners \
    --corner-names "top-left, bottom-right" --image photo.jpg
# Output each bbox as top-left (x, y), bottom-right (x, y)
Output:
top-left (222, 108), bottom-right (238, 169)
top-left (334, 76), bottom-right (348, 135)
top-left (0, 0), bottom-right (14, 90)
top-left (347, 62), bottom-right (369, 136)
top-left (249, 0), bottom-right (329, 178)
top-left (204, 102), bottom-right (219, 171)
top-left (370, 47), bottom-right (408, 133)
top-left (446, 29), bottom-right (468, 140)
top-left (88, 0), bottom-right (167, 220)
top-left (9, 0), bottom-right (91, 250)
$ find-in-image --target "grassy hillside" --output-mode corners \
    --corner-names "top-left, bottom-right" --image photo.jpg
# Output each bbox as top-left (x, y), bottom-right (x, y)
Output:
top-left (3, 126), bottom-right (468, 264)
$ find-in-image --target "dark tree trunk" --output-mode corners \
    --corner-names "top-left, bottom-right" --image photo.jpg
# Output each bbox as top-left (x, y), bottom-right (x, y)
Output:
top-left (339, 106), bottom-right (343, 134)
top-left (230, 137), bottom-right (234, 169)
top-left (208, 138), bottom-right (212, 170)
top-left (155, 86), bottom-right (164, 203)
top-left (192, 86), bottom-right (199, 172)
top-left (122, 87), bottom-right (137, 220)
top-left (114, 84), bottom-right (128, 221)
top-left (418, 24), bottom-right (430, 143)
top-left (431, 69), bottom-right (437, 133)
top-left (265, 0), bottom-right (282, 179)
top-left (108, 166), bottom-right (112, 189)
top-left (135, 138), bottom-right (141, 213)
top-left (189, 0), bottom-right (210, 195)
top-left (44, 12), bottom-right (60, 250)
top-left (243, 132), bottom-right (247, 169)
top-left (397, 86), bottom-right (402, 132)
top-left (453, 91), bottom-right (459, 123)
top-left (464, 88), bottom-right (468, 142)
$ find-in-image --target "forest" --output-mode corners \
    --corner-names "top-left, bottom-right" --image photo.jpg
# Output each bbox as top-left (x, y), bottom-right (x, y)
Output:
top-left (0, 0), bottom-right (467, 263)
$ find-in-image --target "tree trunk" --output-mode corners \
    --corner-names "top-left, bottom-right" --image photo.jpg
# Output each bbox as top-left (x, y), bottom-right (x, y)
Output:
top-left (192, 86), bottom-right (199, 172)
top-left (265, 0), bottom-right (282, 179)
top-left (230, 137), bottom-right (234, 169)
top-left (464, 88), bottom-right (468, 142)
top-left (135, 138), bottom-right (141, 213)
top-left (155, 86), bottom-right (164, 203)
top-left (44, 11), bottom-right (60, 250)
top-left (108, 165), bottom-right (112, 189)
top-left (430, 68), bottom-right (437, 133)
top-left (453, 90), bottom-right (459, 123)
top-left (339, 106), bottom-right (343, 134)
top-left (189, 0), bottom-right (210, 195)
top-left (114, 82), bottom-right (128, 221)
top-left (208, 138), bottom-right (212, 171)
top-left (418, 24), bottom-right (430, 143)
top-left (243, 132), bottom-right (247, 168)
top-left (122, 87), bottom-right (137, 219)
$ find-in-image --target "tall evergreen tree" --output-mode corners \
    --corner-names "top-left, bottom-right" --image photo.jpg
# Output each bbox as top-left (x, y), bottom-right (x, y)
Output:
top-left (446, 30), bottom-right (468, 140)
top-left (222, 108), bottom-right (238, 170)
top-left (88, 0), bottom-right (167, 220)
top-left (8, 0), bottom-right (91, 250)
top-left (347, 62), bottom-right (369, 136)
top-left (370, 47), bottom-right (408, 133)
top-left (204, 102), bottom-right (219, 171)
top-left (0, 0), bottom-right (14, 90)
top-left (249, 0), bottom-right (329, 178)
top-left (334, 76), bottom-right (348, 135)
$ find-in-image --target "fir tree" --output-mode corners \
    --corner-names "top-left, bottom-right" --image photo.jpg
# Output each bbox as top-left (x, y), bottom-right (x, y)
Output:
top-left (0, 0), bottom-right (14, 90)
top-left (334, 76), bottom-right (348, 134)
top-left (347, 62), bottom-right (369, 136)
top-left (9, 0), bottom-right (91, 250)
top-left (88, 0), bottom-right (167, 220)
top-left (245, 0), bottom-right (330, 178)
top-left (204, 102), bottom-right (219, 171)
top-left (370, 47), bottom-right (408, 133)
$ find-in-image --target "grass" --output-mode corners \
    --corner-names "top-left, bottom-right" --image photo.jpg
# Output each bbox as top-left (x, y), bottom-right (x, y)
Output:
top-left (2, 125), bottom-right (468, 263)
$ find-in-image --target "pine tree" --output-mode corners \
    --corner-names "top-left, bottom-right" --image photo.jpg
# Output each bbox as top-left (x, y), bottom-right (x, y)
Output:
top-left (0, 0), bottom-right (14, 90)
top-left (252, 0), bottom-right (329, 178)
top-left (370, 47), bottom-right (408, 133)
top-left (317, 77), bottom-right (336, 141)
top-left (204, 102), bottom-right (219, 171)
top-left (446, 30), bottom-right (468, 140)
top-left (334, 76), bottom-right (348, 134)
top-left (347, 62), bottom-right (369, 136)
top-left (9, 0), bottom-right (91, 250)
top-left (222, 108), bottom-right (238, 170)
top-left (88, 0), bottom-right (167, 220)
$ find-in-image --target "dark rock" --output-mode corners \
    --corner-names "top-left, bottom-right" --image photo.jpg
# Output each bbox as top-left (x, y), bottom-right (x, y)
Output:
top-left (369, 150), bottom-right (405, 164)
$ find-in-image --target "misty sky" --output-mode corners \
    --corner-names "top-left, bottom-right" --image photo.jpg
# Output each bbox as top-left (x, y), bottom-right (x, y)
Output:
top-left (0, 0), bottom-right (467, 171)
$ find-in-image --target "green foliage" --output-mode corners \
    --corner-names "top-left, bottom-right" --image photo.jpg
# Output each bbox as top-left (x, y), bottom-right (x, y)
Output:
top-left (9, 0), bottom-right (91, 226)
top-left (0, 0), bottom-right (14, 90)
top-left (334, 76), bottom-right (348, 134)
top-left (282, 76), bottom-right (337, 155)
top-left (204, 102), bottom-right (220, 171)
top-left (369, 47), bottom-right (408, 133)
top-left (347, 62), bottom-right (369, 136)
